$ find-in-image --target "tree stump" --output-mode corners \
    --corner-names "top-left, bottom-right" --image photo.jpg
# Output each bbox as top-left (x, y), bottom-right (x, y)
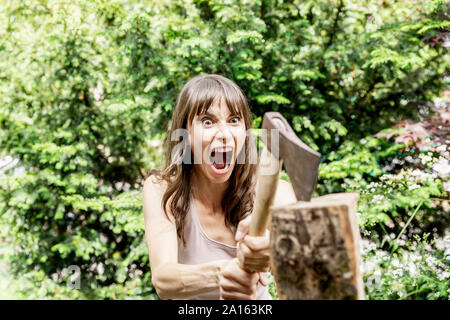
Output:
top-left (269, 192), bottom-right (364, 300)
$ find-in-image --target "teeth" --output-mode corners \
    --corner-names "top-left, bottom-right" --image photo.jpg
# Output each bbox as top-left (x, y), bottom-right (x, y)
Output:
top-left (209, 148), bottom-right (233, 165)
top-left (213, 148), bottom-right (232, 152)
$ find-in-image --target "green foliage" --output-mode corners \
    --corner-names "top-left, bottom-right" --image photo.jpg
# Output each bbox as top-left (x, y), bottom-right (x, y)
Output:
top-left (0, 0), bottom-right (159, 298)
top-left (111, 0), bottom-right (449, 153)
top-left (0, 0), bottom-right (448, 299)
top-left (319, 135), bottom-right (448, 241)
top-left (318, 112), bottom-right (449, 300)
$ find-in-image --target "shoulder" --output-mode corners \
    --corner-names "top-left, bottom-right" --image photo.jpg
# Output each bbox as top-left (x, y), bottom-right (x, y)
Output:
top-left (277, 179), bottom-right (293, 193)
top-left (142, 174), bottom-right (176, 223)
top-left (254, 176), bottom-right (297, 207)
top-left (273, 178), bottom-right (297, 207)
top-left (143, 174), bottom-right (167, 196)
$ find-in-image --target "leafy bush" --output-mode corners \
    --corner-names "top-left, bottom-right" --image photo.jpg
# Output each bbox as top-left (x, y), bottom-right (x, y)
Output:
top-left (319, 105), bottom-right (449, 240)
top-left (319, 102), bottom-right (449, 299)
top-left (0, 0), bottom-right (448, 299)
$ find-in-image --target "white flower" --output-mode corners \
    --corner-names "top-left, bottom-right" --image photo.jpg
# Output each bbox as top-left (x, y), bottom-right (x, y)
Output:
top-left (421, 155), bottom-right (433, 165)
top-left (437, 271), bottom-right (450, 281)
top-left (405, 156), bottom-right (414, 163)
top-left (434, 97), bottom-right (447, 109)
top-left (444, 181), bottom-right (450, 192)
top-left (434, 231), bottom-right (450, 251)
top-left (410, 253), bottom-right (421, 262)
top-left (433, 158), bottom-right (450, 178)
top-left (391, 268), bottom-right (403, 278)
top-left (408, 264), bottom-right (418, 277)
top-left (367, 182), bottom-right (379, 188)
top-left (392, 259), bottom-right (400, 268)
top-left (425, 255), bottom-right (437, 266)
top-left (409, 184), bottom-right (420, 190)
top-left (372, 194), bottom-right (385, 203)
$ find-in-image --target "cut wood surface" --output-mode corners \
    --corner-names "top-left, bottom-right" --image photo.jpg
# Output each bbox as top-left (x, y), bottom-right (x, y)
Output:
top-left (269, 192), bottom-right (364, 300)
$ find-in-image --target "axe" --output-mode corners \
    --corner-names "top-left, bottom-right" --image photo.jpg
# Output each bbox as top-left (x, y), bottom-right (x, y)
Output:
top-left (240, 112), bottom-right (364, 300)
top-left (247, 112), bottom-right (321, 235)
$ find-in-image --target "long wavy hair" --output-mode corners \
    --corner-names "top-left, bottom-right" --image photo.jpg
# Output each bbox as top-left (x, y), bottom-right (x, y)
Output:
top-left (148, 74), bottom-right (257, 248)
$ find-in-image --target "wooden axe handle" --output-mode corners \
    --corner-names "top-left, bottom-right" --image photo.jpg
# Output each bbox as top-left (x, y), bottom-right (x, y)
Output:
top-left (235, 144), bottom-right (281, 276)
top-left (249, 145), bottom-right (282, 236)
top-left (236, 144), bottom-right (281, 276)
top-left (249, 144), bottom-right (282, 236)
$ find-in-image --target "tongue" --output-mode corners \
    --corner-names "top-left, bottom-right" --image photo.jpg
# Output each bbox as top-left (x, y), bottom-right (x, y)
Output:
top-left (213, 162), bottom-right (227, 170)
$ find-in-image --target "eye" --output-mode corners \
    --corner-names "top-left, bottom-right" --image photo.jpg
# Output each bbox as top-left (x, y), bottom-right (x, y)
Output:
top-left (201, 117), bottom-right (213, 127)
top-left (230, 116), bottom-right (241, 124)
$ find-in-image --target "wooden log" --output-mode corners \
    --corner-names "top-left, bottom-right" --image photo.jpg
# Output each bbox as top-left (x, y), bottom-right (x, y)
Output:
top-left (269, 192), bottom-right (364, 300)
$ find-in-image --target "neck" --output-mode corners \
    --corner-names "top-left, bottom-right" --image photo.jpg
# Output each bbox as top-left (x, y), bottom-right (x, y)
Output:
top-left (191, 168), bottom-right (229, 215)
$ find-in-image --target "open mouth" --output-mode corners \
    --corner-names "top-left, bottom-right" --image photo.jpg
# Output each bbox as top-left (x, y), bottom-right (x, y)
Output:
top-left (209, 148), bottom-right (233, 171)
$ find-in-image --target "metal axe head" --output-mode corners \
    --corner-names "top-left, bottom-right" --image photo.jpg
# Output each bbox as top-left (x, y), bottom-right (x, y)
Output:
top-left (260, 112), bottom-right (321, 201)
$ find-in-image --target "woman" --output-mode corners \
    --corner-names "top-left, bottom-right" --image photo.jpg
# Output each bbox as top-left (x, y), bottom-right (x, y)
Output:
top-left (143, 74), bottom-right (296, 300)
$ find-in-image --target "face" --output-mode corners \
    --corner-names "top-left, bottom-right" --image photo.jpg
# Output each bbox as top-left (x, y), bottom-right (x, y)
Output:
top-left (187, 98), bottom-right (247, 184)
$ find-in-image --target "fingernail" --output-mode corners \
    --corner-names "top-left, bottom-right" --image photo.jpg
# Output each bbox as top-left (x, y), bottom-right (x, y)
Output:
top-left (235, 231), bottom-right (243, 241)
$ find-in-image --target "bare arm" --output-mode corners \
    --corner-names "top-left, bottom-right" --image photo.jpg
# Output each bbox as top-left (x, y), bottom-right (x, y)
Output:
top-left (143, 176), bottom-right (228, 299)
top-left (257, 178), bottom-right (296, 231)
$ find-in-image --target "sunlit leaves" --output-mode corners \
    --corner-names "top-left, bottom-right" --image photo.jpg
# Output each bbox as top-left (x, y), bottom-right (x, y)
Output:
top-left (255, 94), bottom-right (291, 105)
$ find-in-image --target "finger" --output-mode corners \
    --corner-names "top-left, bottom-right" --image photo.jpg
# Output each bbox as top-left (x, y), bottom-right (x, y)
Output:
top-left (237, 243), bottom-right (262, 272)
top-left (230, 269), bottom-right (259, 288)
top-left (235, 214), bottom-right (251, 241)
top-left (236, 242), bottom-right (247, 270)
top-left (240, 258), bottom-right (270, 272)
top-left (238, 242), bottom-right (271, 263)
top-left (238, 248), bottom-right (270, 265)
top-left (242, 230), bottom-right (270, 252)
top-left (241, 262), bottom-right (270, 273)
top-left (258, 272), bottom-right (268, 286)
top-left (229, 264), bottom-right (259, 287)
top-left (221, 290), bottom-right (256, 300)
top-left (220, 278), bottom-right (254, 296)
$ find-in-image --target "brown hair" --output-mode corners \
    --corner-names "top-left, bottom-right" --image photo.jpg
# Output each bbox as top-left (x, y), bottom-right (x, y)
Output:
top-left (148, 74), bottom-right (257, 247)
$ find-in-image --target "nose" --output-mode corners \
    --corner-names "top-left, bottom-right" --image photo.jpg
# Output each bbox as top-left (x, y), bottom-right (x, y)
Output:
top-left (214, 122), bottom-right (233, 143)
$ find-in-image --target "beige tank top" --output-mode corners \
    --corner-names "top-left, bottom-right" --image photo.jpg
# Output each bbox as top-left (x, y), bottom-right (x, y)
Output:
top-left (177, 194), bottom-right (273, 300)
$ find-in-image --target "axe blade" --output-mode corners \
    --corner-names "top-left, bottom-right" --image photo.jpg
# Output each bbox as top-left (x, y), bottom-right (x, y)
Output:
top-left (260, 112), bottom-right (321, 201)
